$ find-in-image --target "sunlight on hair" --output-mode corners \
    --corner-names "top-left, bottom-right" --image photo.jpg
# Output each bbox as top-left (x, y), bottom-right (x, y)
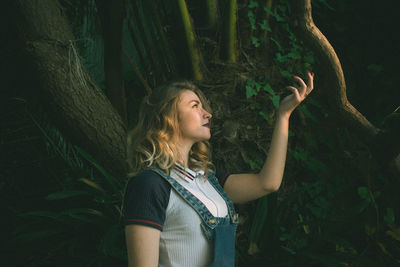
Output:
top-left (127, 81), bottom-right (214, 177)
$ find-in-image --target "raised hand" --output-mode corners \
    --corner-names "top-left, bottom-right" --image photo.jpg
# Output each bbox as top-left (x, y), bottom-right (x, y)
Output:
top-left (278, 71), bottom-right (314, 118)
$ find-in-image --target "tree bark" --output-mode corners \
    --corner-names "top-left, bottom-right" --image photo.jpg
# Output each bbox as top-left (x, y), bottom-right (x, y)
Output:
top-left (205, 0), bottom-right (218, 30)
top-left (221, 0), bottom-right (238, 62)
top-left (13, 0), bottom-right (127, 178)
top-left (289, 0), bottom-right (379, 140)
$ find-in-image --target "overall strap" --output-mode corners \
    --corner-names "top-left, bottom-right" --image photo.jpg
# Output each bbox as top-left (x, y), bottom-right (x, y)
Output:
top-left (206, 173), bottom-right (238, 224)
top-left (149, 168), bottom-right (219, 229)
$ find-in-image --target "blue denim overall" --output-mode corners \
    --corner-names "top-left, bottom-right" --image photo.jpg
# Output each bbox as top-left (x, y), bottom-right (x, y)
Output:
top-left (150, 168), bottom-right (239, 267)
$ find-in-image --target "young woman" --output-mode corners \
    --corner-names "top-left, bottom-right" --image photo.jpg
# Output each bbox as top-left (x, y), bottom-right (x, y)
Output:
top-left (123, 72), bottom-right (314, 267)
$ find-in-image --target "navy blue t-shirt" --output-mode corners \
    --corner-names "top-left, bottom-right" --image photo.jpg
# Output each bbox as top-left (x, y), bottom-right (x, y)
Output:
top-left (123, 169), bottom-right (230, 231)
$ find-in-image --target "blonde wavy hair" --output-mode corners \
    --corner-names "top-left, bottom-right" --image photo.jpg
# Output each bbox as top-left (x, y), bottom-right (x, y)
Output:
top-left (127, 80), bottom-right (214, 177)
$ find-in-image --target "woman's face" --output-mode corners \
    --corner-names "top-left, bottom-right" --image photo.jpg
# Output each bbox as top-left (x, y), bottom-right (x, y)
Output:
top-left (177, 90), bottom-right (212, 144)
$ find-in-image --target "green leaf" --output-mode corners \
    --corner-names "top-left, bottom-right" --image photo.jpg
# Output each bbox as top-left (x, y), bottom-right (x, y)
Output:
top-left (287, 50), bottom-right (301, 59)
top-left (45, 190), bottom-right (89, 200)
top-left (248, 0), bottom-right (259, 8)
top-left (249, 158), bottom-right (263, 170)
top-left (275, 52), bottom-right (285, 63)
top-left (270, 95), bottom-right (280, 109)
top-left (277, 4), bottom-right (287, 13)
top-left (258, 20), bottom-right (271, 32)
top-left (274, 13), bottom-right (285, 22)
top-left (248, 11), bottom-right (256, 30)
top-left (258, 111), bottom-right (269, 121)
top-left (357, 186), bottom-right (371, 203)
top-left (263, 83), bottom-right (275, 95)
top-left (280, 70), bottom-right (292, 79)
top-left (386, 224), bottom-right (400, 241)
top-left (384, 208), bottom-right (395, 224)
top-left (264, 5), bottom-right (274, 16)
top-left (251, 36), bottom-right (260, 47)
top-left (246, 84), bottom-right (257, 99)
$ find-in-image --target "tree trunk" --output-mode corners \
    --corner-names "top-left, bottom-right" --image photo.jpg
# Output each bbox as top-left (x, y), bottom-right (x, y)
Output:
top-left (289, 0), bottom-right (379, 139)
top-left (13, 0), bottom-right (127, 179)
top-left (176, 0), bottom-right (203, 80)
top-left (205, 0), bottom-right (218, 30)
top-left (221, 0), bottom-right (238, 62)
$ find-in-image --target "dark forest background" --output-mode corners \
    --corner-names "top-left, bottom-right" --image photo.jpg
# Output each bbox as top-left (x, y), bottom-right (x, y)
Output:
top-left (1, 0), bottom-right (399, 266)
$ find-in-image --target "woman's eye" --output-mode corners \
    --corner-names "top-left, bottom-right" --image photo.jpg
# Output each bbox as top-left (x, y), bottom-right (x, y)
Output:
top-left (192, 104), bottom-right (198, 108)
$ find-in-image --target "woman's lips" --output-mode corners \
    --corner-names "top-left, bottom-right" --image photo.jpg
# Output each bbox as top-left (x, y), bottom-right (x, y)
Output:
top-left (202, 123), bottom-right (210, 128)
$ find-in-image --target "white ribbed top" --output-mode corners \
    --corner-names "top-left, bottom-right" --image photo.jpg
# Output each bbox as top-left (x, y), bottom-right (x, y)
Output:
top-left (171, 166), bottom-right (228, 217)
top-left (158, 167), bottom-right (228, 267)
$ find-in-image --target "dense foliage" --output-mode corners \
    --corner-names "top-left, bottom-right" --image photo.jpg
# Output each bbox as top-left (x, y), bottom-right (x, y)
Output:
top-left (1, 0), bottom-right (399, 266)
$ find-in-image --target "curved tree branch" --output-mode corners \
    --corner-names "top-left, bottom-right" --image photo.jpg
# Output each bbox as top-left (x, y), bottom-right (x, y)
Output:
top-left (290, 0), bottom-right (379, 139)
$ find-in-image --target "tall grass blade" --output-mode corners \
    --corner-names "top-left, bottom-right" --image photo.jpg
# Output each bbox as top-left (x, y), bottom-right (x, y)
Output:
top-left (45, 190), bottom-right (90, 200)
top-left (74, 145), bottom-right (122, 195)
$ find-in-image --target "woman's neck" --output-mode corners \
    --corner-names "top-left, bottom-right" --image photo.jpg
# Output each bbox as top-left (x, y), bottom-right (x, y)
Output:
top-left (176, 140), bottom-right (193, 168)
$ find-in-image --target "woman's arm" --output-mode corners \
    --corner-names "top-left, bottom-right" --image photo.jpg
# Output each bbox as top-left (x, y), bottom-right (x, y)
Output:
top-left (224, 72), bottom-right (314, 204)
top-left (223, 114), bottom-right (289, 203)
top-left (125, 225), bottom-right (161, 267)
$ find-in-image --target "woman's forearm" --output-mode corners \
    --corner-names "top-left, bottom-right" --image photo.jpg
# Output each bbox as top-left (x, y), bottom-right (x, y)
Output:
top-left (258, 113), bottom-right (290, 191)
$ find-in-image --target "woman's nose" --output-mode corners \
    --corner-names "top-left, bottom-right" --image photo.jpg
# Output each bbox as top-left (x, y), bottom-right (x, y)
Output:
top-left (204, 110), bottom-right (212, 119)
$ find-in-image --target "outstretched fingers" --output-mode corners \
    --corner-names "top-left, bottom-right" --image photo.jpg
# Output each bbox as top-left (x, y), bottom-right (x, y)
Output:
top-left (280, 72), bottom-right (316, 115)
top-left (293, 71), bottom-right (315, 99)
top-left (286, 86), bottom-right (301, 100)
top-left (306, 71), bottom-right (314, 96)
top-left (293, 75), bottom-right (307, 93)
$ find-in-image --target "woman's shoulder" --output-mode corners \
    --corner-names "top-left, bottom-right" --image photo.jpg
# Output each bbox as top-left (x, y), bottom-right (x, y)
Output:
top-left (125, 169), bottom-right (171, 193)
top-left (123, 169), bottom-right (172, 229)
